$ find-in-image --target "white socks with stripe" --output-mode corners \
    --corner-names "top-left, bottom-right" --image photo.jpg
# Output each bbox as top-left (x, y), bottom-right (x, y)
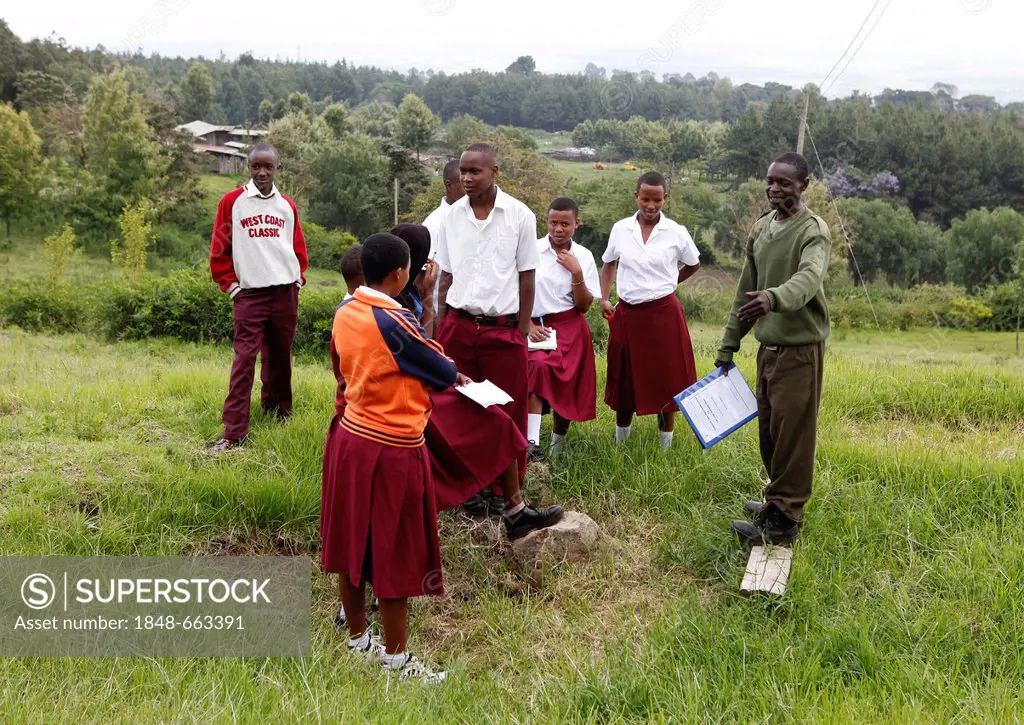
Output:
top-left (527, 414), bottom-right (541, 445)
top-left (659, 430), bottom-right (674, 450)
top-left (615, 425), bottom-right (631, 444)
top-left (348, 630), bottom-right (371, 651)
top-left (384, 651), bottom-right (410, 670)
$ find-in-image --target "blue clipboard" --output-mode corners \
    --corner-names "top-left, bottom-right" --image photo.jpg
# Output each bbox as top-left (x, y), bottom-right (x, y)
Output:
top-left (673, 363), bottom-right (758, 449)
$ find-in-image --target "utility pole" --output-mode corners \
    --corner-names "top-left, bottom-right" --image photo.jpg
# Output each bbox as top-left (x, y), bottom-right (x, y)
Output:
top-left (394, 177), bottom-right (399, 226)
top-left (796, 90), bottom-right (810, 156)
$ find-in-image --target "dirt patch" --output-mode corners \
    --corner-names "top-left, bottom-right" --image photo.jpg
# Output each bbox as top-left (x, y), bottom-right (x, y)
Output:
top-left (410, 510), bottom-right (688, 669)
top-left (189, 528), bottom-right (319, 557)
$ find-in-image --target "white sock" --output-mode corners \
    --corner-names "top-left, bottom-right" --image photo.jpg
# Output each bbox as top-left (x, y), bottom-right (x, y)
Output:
top-left (527, 414), bottom-right (542, 445)
top-left (503, 501), bottom-right (526, 517)
top-left (549, 433), bottom-right (566, 456)
top-left (384, 651), bottom-right (410, 669)
top-left (615, 425), bottom-right (632, 444)
top-left (659, 430), bottom-right (674, 450)
top-left (348, 630), bottom-right (370, 650)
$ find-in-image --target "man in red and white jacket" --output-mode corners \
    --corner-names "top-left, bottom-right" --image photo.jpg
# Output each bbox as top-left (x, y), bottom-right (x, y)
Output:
top-left (209, 143), bottom-right (308, 452)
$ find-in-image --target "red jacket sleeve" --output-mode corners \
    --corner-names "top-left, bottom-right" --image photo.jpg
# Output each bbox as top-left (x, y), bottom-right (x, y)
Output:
top-left (287, 195), bottom-right (309, 285)
top-left (210, 190), bottom-right (242, 293)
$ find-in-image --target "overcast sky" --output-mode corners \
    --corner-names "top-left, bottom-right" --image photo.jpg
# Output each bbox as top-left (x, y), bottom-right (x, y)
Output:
top-left (6, 0), bottom-right (1024, 102)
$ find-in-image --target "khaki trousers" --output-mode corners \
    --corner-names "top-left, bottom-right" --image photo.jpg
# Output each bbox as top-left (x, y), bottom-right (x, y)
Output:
top-left (756, 341), bottom-right (825, 522)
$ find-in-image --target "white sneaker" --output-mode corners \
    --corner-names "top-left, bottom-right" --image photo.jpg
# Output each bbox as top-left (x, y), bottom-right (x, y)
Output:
top-left (347, 631), bottom-right (386, 662)
top-left (384, 653), bottom-right (447, 684)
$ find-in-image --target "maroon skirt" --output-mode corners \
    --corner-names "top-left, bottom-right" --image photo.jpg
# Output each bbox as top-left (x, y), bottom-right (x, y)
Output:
top-left (604, 293), bottom-right (697, 416)
top-left (425, 388), bottom-right (528, 510)
top-left (320, 421), bottom-right (443, 599)
top-left (528, 309), bottom-right (597, 422)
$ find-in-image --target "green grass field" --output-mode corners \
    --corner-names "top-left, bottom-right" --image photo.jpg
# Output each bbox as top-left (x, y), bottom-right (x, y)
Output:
top-left (550, 158), bottom-right (640, 183)
top-left (1, 321), bottom-right (1022, 722)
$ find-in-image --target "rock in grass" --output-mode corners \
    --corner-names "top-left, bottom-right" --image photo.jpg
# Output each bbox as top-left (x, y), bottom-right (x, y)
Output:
top-left (511, 510), bottom-right (602, 573)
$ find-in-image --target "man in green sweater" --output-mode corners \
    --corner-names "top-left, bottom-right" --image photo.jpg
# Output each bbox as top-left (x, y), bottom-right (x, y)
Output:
top-left (715, 152), bottom-right (832, 546)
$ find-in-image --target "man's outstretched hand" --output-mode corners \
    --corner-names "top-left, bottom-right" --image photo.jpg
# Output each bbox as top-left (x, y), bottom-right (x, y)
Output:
top-left (737, 291), bottom-right (772, 323)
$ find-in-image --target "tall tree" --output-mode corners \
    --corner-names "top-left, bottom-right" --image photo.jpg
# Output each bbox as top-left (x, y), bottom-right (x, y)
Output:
top-left (395, 93), bottom-right (440, 159)
top-left (307, 132), bottom-right (389, 237)
top-left (505, 56), bottom-right (536, 74)
top-left (83, 69), bottom-right (165, 205)
top-left (0, 103), bottom-right (42, 235)
top-left (178, 62), bottom-right (214, 121)
top-left (350, 100), bottom-right (398, 138)
top-left (442, 113), bottom-right (487, 155)
top-left (946, 207), bottom-right (1024, 292)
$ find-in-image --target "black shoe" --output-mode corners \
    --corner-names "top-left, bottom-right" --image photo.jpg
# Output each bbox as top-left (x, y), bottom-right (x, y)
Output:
top-left (743, 501), bottom-right (765, 518)
top-left (461, 492), bottom-right (490, 517)
top-left (527, 443), bottom-right (547, 463)
top-left (731, 503), bottom-right (800, 547)
top-left (504, 504), bottom-right (565, 541)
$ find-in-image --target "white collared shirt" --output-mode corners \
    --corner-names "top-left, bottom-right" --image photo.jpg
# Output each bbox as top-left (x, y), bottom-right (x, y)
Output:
top-left (532, 237), bottom-right (601, 318)
top-left (422, 197), bottom-right (450, 260)
top-left (244, 179), bottom-right (280, 199)
top-left (435, 185), bottom-right (540, 316)
top-left (601, 213), bottom-right (700, 305)
top-left (355, 286), bottom-right (395, 303)
top-left (421, 197), bottom-right (451, 313)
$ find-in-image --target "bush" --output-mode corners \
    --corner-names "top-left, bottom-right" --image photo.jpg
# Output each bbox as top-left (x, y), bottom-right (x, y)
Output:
top-left (151, 223), bottom-right (207, 263)
top-left (304, 222), bottom-right (359, 271)
top-left (113, 199), bottom-right (154, 276)
top-left (941, 297), bottom-right (993, 331)
top-left (42, 225), bottom-right (79, 290)
top-left (0, 283), bottom-right (85, 333)
top-left (979, 282), bottom-right (1024, 332)
top-left (294, 286), bottom-right (344, 354)
top-left (102, 268), bottom-right (233, 343)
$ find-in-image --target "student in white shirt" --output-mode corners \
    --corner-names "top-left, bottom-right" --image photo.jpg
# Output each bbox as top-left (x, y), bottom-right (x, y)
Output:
top-left (421, 159), bottom-right (465, 314)
top-left (599, 171), bottom-right (701, 450)
top-left (526, 198), bottom-right (601, 460)
top-left (435, 143), bottom-right (541, 513)
top-left (422, 159), bottom-right (465, 250)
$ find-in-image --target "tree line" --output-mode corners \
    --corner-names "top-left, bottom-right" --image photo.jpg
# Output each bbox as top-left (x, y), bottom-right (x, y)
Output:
top-left (1, 19), bottom-right (1023, 317)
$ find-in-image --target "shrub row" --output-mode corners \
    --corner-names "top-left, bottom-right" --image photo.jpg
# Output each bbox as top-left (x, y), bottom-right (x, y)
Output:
top-left (2, 271), bottom-right (1021, 354)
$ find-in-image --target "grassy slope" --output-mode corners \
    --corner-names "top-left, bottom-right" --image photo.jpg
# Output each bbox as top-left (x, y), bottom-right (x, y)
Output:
top-left (1, 324), bottom-right (1022, 722)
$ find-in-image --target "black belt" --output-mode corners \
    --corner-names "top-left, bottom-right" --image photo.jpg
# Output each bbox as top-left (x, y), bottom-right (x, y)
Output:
top-left (450, 307), bottom-right (519, 327)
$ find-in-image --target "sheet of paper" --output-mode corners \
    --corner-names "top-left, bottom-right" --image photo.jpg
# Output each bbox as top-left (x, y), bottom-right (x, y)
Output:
top-left (455, 379), bottom-right (514, 408)
top-left (675, 365), bottom-right (758, 447)
top-left (528, 329), bottom-right (557, 351)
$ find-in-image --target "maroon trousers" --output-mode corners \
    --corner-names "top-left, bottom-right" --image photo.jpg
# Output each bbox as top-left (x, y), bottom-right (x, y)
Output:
top-left (435, 313), bottom-right (528, 492)
top-left (222, 284), bottom-right (299, 441)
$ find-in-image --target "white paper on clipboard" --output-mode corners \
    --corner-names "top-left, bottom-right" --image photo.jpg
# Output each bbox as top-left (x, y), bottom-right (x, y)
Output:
top-left (673, 364), bottom-right (758, 448)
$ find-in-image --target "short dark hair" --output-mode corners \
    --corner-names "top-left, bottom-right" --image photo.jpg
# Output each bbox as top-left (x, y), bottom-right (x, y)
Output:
top-left (360, 233), bottom-right (410, 285)
top-left (442, 158), bottom-right (460, 183)
top-left (247, 143), bottom-right (279, 164)
top-left (548, 197), bottom-right (580, 217)
top-left (464, 142), bottom-right (497, 164)
top-left (636, 171), bottom-right (667, 193)
top-left (771, 152), bottom-right (810, 182)
top-left (340, 245), bottom-right (363, 285)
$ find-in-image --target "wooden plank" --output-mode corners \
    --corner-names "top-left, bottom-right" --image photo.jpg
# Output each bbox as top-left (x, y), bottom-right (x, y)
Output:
top-left (740, 545), bottom-right (792, 597)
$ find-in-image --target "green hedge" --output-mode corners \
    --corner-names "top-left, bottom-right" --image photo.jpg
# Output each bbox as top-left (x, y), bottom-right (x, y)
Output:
top-left (2, 271), bottom-right (1020, 354)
